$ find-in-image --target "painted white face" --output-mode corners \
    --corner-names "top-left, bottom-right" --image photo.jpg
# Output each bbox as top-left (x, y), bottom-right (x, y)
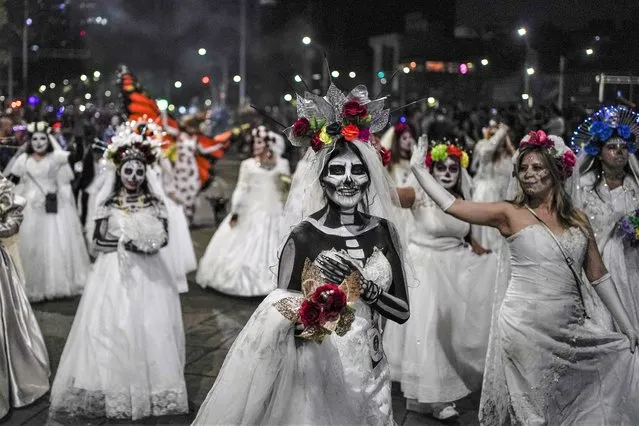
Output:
top-left (433, 157), bottom-right (460, 190)
top-left (398, 131), bottom-right (415, 157)
top-left (119, 159), bottom-right (146, 192)
top-left (323, 149), bottom-right (369, 210)
top-left (600, 137), bottom-right (629, 170)
top-left (253, 137), bottom-right (267, 156)
top-left (110, 115), bottom-right (121, 127)
top-left (518, 152), bottom-right (552, 197)
top-left (31, 132), bottom-right (49, 154)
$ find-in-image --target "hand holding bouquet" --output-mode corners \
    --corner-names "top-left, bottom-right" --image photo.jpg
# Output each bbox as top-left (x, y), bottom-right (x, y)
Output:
top-left (617, 209), bottom-right (639, 245)
top-left (273, 258), bottom-right (361, 343)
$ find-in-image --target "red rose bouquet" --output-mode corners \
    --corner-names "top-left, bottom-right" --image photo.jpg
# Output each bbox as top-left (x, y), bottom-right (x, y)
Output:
top-left (273, 259), bottom-right (360, 343)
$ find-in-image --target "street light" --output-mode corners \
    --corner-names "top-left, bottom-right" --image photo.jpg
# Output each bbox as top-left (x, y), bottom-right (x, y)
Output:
top-left (522, 93), bottom-right (530, 100)
top-left (84, 93), bottom-right (91, 100)
top-left (93, 70), bottom-right (101, 79)
top-left (174, 80), bottom-right (182, 88)
top-left (526, 67), bottom-right (535, 75)
top-left (198, 48), bottom-right (207, 56)
top-left (38, 85), bottom-right (45, 93)
top-left (233, 75), bottom-right (241, 83)
top-left (331, 70), bottom-right (339, 78)
top-left (481, 58), bottom-right (489, 66)
top-left (518, 27), bottom-right (527, 36)
top-left (284, 93), bottom-right (292, 102)
top-left (49, 82), bottom-right (55, 89)
top-left (586, 48), bottom-right (594, 56)
top-left (302, 36), bottom-right (311, 45)
top-left (294, 74), bottom-right (302, 82)
top-left (349, 71), bottom-right (356, 78)
top-left (80, 74), bottom-right (87, 81)
top-left (402, 66), bottom-right (410, 74)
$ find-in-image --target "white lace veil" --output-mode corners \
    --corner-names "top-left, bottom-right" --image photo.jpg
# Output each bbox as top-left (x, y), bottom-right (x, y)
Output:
top-left (279, 139), bottom-right (417, 288)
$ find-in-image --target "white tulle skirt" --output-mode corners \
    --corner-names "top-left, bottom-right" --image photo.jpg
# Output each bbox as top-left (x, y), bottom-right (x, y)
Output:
top-left (49, 249), bottom-right (188, 421)
top-left (19, 186), bottom-right (90, 302)
top-left (384, 240), bottom-right (497, 403)
top-left (193, 289), bottom-right (380, 426)
top-left (196, 210), bottom-right (280, 296)
top-left (160, 197), bottom-right (196, 294)
top-left (604, 235), bottom-right (639, 329)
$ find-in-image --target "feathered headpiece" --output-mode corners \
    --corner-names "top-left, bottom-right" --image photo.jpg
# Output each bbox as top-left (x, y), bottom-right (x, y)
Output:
top-left (285, 83), bottom-right (390, 152)
top-left (104, 120), bottom-right (163, 167)
top-left (571, 105), bottom-right (639, 156)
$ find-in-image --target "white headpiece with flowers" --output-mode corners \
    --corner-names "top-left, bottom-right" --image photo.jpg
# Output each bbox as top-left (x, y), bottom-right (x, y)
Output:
top-left (104, 120), bottom-right (163, 167)
top-left (285, 83), bottom-right (390, 152)
top-left (515, 130), bottom-right (576, 178)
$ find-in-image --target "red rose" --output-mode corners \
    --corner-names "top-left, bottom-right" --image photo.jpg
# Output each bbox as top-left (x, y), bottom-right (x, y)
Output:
top-left (562, 149), bottom-right (576, 177)
top-left (292, 117), bottom-right (311, 137)
top-left (342, 100), bottom-right (368, 118)
top-left (341, 124), bottom-right (360, 141)
top-left (394, 123), bottom-right (408, 135)
top-left (311, 132), bottom-right (323, 152)
top-left (379, 147), bottom-right (392, 166)
top-left (447, 145), bottom-right (463, 160)
top-left (311, 284), bottom-right (347, 320)
top-left (299, 300), bottom-right (322, 327)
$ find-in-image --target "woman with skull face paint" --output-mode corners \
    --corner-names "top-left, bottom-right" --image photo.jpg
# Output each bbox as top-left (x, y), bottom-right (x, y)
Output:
top-left (571, 107), bottom-right (639, 330)
top-left (409, 130), bottom-right (639, 425)
top-left (5, 121), bottom-right (90, 302)
top-left (49, 122), bottom-right (188, 421)
top-left (383, 139), bottom-right (501, 420)
top-left (193, 84), bottom-right (413, 426)
top-left (196, 125), bottom-right (290, 296)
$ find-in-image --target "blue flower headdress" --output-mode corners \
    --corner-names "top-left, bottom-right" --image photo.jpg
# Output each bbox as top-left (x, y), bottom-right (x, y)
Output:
top-left (570, 105), bottom-right (639, 156)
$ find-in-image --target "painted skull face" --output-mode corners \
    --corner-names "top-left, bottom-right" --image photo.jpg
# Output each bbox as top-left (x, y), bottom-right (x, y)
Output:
top-left (398, 131), bottom-right (415, 158)
top-left (600, 137), bottom-right (629, 170)
top-left (433, 157), bottom-right (460, 190)
top-left (518, 152), bottom-right (552, 197)
top-left (323, 148), bottom-right (369, 210)
top-left (31, 132), bottom-right (49, 154)
top-left (252, 126), bottom-right (270, 156)
top-left (119, 159), bottom-right (146, 192)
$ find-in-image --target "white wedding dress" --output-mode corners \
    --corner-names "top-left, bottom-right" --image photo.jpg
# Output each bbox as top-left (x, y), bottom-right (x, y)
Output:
top-left (9, 152), bottom-right (90, 301)
top-left (384, 177), bottom-right (500, 402)
top-left (193, 248), bottom-right (394, 426)
top-left (196, 157), bottom-right (290, 296)
top-left (472, 138), bottom-right (512, 250)
top-left (49, 205), bottom-right (188, 420)
top-left (575, 171), bottom-right (639, 329)
top-left (479, 224), bottom-right (639, 425)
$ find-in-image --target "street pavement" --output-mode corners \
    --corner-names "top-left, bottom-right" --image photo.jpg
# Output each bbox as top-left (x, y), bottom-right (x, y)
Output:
top-left (2, 158), bottom-right (480, 426)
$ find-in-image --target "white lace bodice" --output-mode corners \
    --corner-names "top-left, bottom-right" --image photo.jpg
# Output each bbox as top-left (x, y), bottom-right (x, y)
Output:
top-left (230, 157), bottom-right (291, 214)
top-left (577, 172), bottom-right (639, 247)
top-left (10, 152), bottom-right (71, 203)
top-left (408, 176), bottom-right (469, 247)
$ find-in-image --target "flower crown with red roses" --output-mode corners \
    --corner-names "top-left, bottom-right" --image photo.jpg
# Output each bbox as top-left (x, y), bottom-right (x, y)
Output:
top-left (517, 130), bottom-right (576, 179)
top-left (285, 83), bottom-right (389, 153)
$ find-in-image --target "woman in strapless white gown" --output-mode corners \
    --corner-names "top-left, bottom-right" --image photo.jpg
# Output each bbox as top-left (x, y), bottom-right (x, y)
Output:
top-left (411, 131), bottom-right (639, 425)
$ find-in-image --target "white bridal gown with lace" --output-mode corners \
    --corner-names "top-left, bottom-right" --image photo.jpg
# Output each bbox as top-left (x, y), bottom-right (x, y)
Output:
top-left (479, 224), bottom-right (639, 425)
top-left (196, 157), bottom-right (290, 296)
top-left (49, 206), bottom-right (188, 421)
top-left (193, 248), bottom-right (395, 426)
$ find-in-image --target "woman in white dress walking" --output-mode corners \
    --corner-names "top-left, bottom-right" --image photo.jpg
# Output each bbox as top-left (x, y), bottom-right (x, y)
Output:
top-left (196, 126), bottom-right (290, 296)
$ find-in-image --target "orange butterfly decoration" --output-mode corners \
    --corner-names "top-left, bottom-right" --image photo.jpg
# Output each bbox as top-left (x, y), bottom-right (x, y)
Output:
top-left (116, 65), bottom-right (233, 187)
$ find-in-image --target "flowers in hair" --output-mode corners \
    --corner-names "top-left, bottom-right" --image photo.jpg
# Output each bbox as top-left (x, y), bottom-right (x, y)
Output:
top-left (518, 130), bottom-right (576, 178)
top-left (104, 121), bottom-right (163, 166)
top-left (583, 121), bottom-right (637, 155)
top-left (425, 143), bottom-right (470, 169)
top-left (521, 130), bottom-right (554, 149)
top-left (290, 99), bottom-right (374, 152)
